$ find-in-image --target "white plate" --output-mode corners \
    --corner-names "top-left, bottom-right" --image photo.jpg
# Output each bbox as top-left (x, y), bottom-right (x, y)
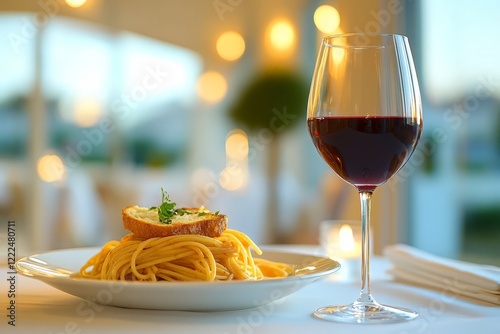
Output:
top-left (16, 247), bottom-right (340, 311)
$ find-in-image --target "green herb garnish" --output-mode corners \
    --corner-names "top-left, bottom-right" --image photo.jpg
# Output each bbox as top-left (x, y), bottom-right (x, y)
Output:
top-left (149, 188), bottom-right (219, 224)
top-left (149, 188), bottom-right (184, 224)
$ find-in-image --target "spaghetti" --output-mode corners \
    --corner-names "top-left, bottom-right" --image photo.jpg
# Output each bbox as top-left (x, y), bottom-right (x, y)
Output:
top-left (78, 229), bottom-right (291, 282)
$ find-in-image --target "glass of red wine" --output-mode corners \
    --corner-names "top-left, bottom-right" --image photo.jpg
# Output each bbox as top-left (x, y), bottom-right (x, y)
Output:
top-left (307, 33), bottom-right (423, 323)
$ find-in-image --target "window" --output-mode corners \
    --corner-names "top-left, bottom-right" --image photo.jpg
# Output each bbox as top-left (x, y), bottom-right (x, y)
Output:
top-left (407, 1), bottom-right (500, 264)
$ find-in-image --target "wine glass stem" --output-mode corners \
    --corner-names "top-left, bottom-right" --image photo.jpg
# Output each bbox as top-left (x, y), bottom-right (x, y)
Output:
top-left (358, 191), bottom-right (373, 303)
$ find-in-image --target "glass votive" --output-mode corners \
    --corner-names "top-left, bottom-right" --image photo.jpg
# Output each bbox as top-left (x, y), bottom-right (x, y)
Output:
top-left (319, 220), bottom-right (369, 281)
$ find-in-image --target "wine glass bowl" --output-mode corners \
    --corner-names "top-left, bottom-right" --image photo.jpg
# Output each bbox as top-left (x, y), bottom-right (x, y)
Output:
top-left (308, 116), bottom-right (421, 192)
top-left (307, 33), bottom-right (422, 323)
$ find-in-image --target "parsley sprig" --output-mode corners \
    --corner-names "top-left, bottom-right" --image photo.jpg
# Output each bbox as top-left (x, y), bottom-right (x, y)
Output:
top-left (149, 188), bottom-right (185, 224)
top-left (149, 188), bottom-right (219, 224)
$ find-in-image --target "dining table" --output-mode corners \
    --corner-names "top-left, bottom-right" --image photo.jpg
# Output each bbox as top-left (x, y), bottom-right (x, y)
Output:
top-left (1, 244), bottom-right (499, 334)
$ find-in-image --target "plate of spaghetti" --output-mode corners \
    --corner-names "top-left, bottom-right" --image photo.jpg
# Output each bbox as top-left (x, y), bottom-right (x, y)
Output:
top-left (15, 244), bottom-right (339, 311)
top-left (15, 191), bottom-right (340, 311)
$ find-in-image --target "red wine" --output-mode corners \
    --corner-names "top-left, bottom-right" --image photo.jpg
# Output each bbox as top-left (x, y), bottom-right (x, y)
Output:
top-left (308, 116), bottom-right (422, 192)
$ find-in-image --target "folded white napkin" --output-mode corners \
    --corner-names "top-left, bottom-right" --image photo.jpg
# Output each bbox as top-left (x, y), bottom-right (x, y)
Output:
top-left (384, 244), bottom-right (500, 306)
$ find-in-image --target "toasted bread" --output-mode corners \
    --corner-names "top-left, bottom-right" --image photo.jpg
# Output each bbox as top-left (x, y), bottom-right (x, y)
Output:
top-left (122, 205), bottom-right (228, 238)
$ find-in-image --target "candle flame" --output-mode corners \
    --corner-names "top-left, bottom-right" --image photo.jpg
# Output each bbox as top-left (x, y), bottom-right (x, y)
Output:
top-left (339, 224), bottom-right (355, 252)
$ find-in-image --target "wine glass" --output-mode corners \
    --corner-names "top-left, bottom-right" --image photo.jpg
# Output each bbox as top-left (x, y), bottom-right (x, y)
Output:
top-left (307, 33), bottom-right (423, 323)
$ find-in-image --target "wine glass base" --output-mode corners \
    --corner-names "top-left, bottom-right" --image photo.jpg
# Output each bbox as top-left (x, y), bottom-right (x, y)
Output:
top-left (313, 301), bottom-right (418, 324)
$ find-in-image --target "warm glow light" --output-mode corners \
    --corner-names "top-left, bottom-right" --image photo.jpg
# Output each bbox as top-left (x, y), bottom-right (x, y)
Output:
top-left (221, 129), bottom-right (249, 191)
top-left (314, 5), bottom-right (340, 34)
top-left (37, 154), bottom-right (65, 183)
top-left (219, 165), bottom-right (248, 191)
top-left (65, 0), bottom-right (87, 8)
top-left (216, 31), bottom-right (246, 61)
top-left (328, 27), bottom-right (346, 77)
top-left (339, 224), bottom-right (355, 252)
top-left (73, 99), bottom-right (102, 127)
top-left (225, 129), bottom-right (248, 161)
top-left (197, 71), bottom-right (228, 104)
top-left (268, 20), bottom-right (295, 52)
top-left (332, 47), bottom-right (345, 64)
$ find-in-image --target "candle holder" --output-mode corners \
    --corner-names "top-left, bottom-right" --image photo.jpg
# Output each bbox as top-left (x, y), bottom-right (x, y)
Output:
top-left (319, 220), bottom-right (369, 281)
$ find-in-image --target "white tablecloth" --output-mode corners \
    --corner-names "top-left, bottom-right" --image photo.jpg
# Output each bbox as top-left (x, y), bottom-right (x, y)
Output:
top-left (1, 245), bottom-right (499, 334)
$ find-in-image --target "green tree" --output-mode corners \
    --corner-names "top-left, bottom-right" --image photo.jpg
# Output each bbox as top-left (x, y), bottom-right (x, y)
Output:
top-left (229, 69), bottom-right (308, 243)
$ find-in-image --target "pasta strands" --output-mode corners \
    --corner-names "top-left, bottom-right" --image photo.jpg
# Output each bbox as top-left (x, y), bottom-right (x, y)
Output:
top-left (77, 229), bottom-right (290, 282)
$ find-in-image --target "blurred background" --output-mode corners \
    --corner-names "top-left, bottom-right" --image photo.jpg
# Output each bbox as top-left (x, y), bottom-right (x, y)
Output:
top-left (0, 0), bottom-right (499, 264)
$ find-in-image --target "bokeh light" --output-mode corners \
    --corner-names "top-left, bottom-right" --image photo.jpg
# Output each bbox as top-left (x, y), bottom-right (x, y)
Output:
top-left (37, 154), bottom-right (66, 183)
top-left (219, 165), bottom-right (248, 191)
top-left (225, 129), bottom-right (248, 161)
top-left (332, 46), bottom-right (345, 64)
top-left (216, 31), bottom-right (246, 61)
top-left (197, 71), bottom-right (228, 104)
top-left (73, 98), bottom-right (102, 127)
top-left (314, 5), bottom-right (341, 34)
top-left (65, 0), bottom-right (87, 8)
top-left (268, 19), bottom-right (295, 52)
top-left (220, 129), bottom-right (249, 191)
